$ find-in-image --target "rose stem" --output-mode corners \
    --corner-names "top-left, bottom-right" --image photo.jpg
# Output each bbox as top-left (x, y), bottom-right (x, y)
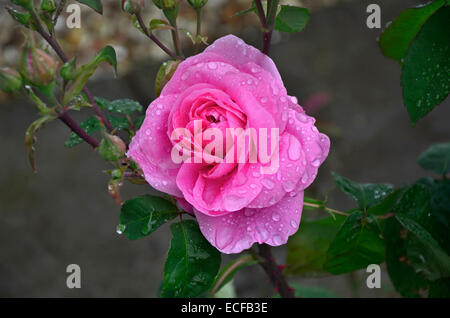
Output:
top-left (257, 244), bottom-right (294, 298)
top-left (29, 9), bottom-right (115, 134)
top-left (134, 13), bottom-right (181, 60)
top-left (194, 7), bottom-right (202, 54)
top-left (259, 0), bottom-right (279, 55)
top-left (58, 111), bottom-right (99, 148)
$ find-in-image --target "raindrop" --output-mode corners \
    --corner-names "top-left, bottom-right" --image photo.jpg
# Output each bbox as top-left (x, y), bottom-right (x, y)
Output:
top-left (272, 234), bottom-right (283, 245)
top-left (261, 178), bottom-right (275, 189)
top-left (311, 159), bottom-right (321, 167)
top-left (272, 213), bottom-right (280, 222)
top-left (207, 62), bottom-right (218, 70)
top-left (288, 135), bottom-right (301, 161)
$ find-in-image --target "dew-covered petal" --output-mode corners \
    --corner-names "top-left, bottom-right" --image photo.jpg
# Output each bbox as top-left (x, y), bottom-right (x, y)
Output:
top-left (127, 95), bottom-right (182, 196)
top-left (285, 106), bottom-right (330, 191)
top-left (194, 192), bottom-right (304, 254)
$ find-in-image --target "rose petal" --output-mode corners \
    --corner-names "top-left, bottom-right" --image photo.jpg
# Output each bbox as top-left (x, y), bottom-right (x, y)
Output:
top-left (194, 192), bottom-right (304, 254)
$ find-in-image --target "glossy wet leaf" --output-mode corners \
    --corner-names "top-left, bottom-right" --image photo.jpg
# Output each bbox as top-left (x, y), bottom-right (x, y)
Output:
top-left (274, 5), bottom-right (310, 33)
top-left (119, 195), bottom-right (179, 240)
top-left (367, 188), bottom-right (405, 216)
top-left (385, 183), bottom-right (450, 296)
top-left (65, 115), bottom-right (129, 148)
top-left (396, 215), bottom-right (450, 281)
top-left (324, 212), bottom-right (385, 275)
top-left (25, 115), bottom-right (56, 172)
top-left (379, 0), bottom-right (446, 63)
top-left (63, 46), bottom-right (117, 105)
top-left (287, 215), bottom-right (345, 276)
top-left (76, 0), bottom-right (102, 14)
top-left (95, 97), bottom-right (143, 115)
top-left (331, 171), bottom-right (394, 211)
top-left (401, 6), bottom-right (450, 123)
top-left (417, 142), bottom-right (450, 176)
top-left (161, 220), bottom-right (221, 298)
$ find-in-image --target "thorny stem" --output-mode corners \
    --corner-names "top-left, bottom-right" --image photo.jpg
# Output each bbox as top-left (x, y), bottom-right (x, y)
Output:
top-left (135, 13), bottom-right (180, 60)
top-left (257, 244), bottom-right (294, 298)
top-left (29, 9), bottom-right (115, 133)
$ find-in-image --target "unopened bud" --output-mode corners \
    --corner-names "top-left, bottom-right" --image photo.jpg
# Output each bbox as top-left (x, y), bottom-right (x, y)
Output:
top-left (60, 58), bottom-right (76, 81)
top-left (187, 0), bottom-right (207, 9)
top-left (98, 133), bottom-right (126, 162)
top-left (40, 0), bottom-right (56, 13)
top-left (121, 0), bottom-right (144, 15)
top-left (153, 0), bottom-right (177, 10)
top-left (0, 67), bottom-right (23, 93)
top-left (19, 44), bottom-right (57, 86)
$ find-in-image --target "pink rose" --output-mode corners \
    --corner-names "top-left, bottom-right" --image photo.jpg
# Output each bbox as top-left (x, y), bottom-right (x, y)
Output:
top-left (127, 35), bottom-right (330, 254)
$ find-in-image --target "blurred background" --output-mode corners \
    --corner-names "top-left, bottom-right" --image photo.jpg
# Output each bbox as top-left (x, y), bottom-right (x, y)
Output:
top-left (1, 0), bottom-right (449, 297)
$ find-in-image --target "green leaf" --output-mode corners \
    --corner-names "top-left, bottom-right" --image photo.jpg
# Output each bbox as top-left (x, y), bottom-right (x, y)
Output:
top-left (149, 19), bottom-right (172, 32)
top-left (324, 212), bottom-right (385, 275)
top-left (385, 183), bottom-right (450, 297)
top-left (155, 60), bottom-right (181, 96)
top-left (274, 5), bottom-right (310, 33)
top-left (384, 217), bottom-right (430, 297)
top-left (6, 7), bottom-right (35, 30)
top-left (97, 134), bottom-right (125, 162)
top-left (396, 215), bottom-right (450, 281)
top-left (417, 142), bottom-right (450, 176)
top-left (134, 115), bottom-right (145, 130)
top-left (379, 0), bottom-right (446, 63)
top-left (76, 0), bottom-right (103, 14)
top-left (25, 115), bottom-right (56, 172)
top-left (286, 215), bottom-right (345, 276)
top-left (331, 171), bottom-right (394, 211)
top-left (211, 254), bottom-right (257, 295)
top-left (401, 6), bottom-right (450, 123)
top-left (119, 195), bottom-right (179, 240)
top-left (95, 97), bottom-right (143, 115)
top-left (275, 283), bottom-right (339, 298)
top-left (65, 115), bottom-right (129, 148)
top-left (63, 46), bottom-right (117, 105)
top-left (161, 220), bottom-right (221, 298)
top-left (367, 188), bottom-right (405, 216)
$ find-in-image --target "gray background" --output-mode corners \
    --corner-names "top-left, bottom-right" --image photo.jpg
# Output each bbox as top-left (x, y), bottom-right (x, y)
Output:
top-left (1, 0), bottom-right (449, 297)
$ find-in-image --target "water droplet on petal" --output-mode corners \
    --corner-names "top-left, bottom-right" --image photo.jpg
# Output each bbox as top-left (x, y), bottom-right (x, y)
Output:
top-left (272, 213), bottom-right (280, 221)
top-left (207, 62), bottom-right (217, 70)
top-left (290, 220), bottom-right (297, 229)
top-left (288, 135), bottom-right (301, 161)
top-left (312, 159), bottom-right (321, 167)
top-left (272, 234), bottom-right (283, 245)
top-left (261, 178), bottom-right (275, 190)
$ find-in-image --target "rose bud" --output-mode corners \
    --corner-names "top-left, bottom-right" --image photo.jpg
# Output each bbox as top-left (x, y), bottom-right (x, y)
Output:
top-left (19, 44), bottom-right (57, 86)
top-left (152, 0), bottom-right (177, 10)
top-left (40, 0), bottom-right (56, 13)
top-left (187, 0), bottom-right (208, 9)
top-left (0, 67), bottom-right (23, 93)
top-left (121, 0), bottom-right (144, 15)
